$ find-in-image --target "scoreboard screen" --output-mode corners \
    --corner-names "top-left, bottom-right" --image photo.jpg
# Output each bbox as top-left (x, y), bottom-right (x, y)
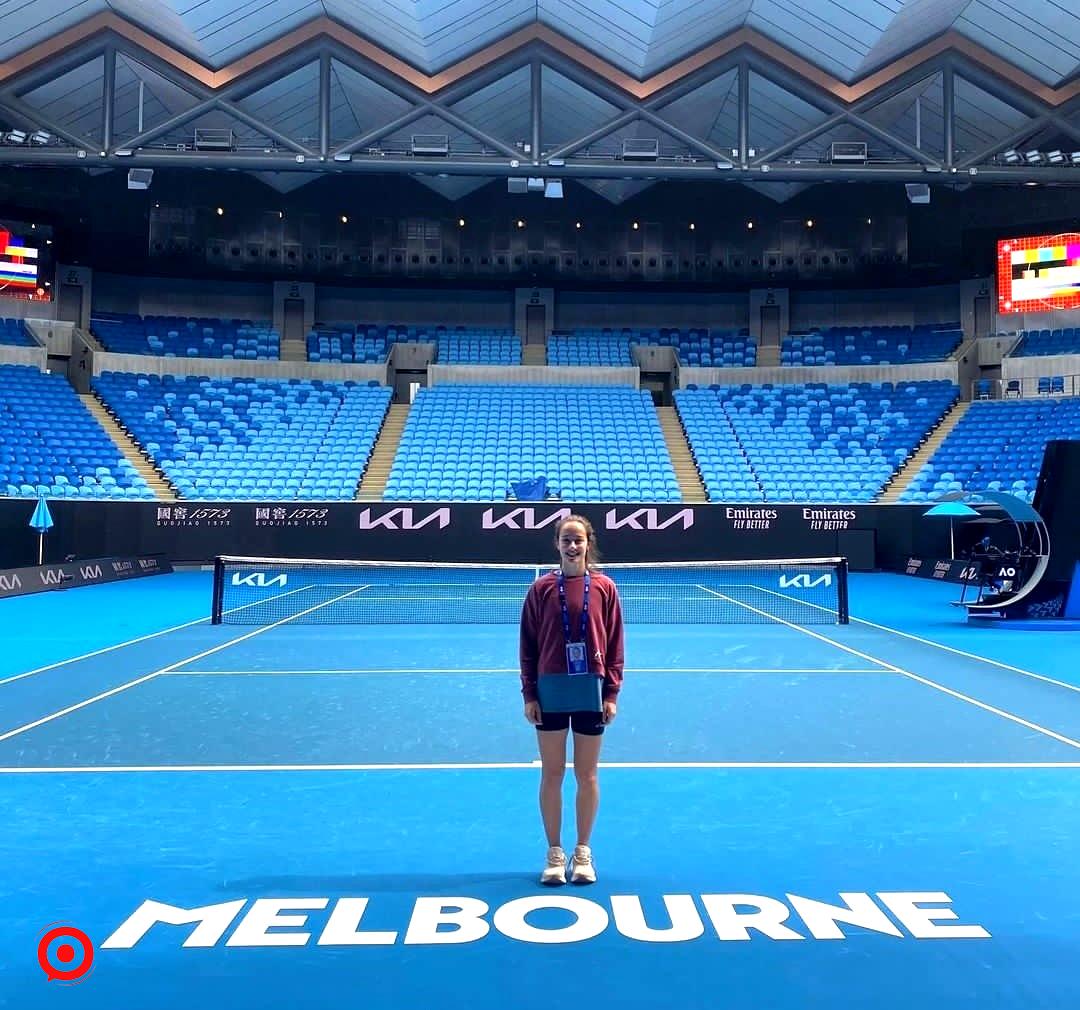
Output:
top-left (0, 218), bottom-right (52, 302)
top-left (997, 233), bottom-right (1080, 313)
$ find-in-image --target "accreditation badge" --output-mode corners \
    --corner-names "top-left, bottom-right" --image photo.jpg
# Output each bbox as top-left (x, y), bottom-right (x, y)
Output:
top-left (565, 641), bottom-right (589, 676)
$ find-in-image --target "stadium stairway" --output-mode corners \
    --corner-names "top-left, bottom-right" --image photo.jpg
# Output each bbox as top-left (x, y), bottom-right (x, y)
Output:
top-left (522, 343), bottom-right (546, 366)
top-left (279, 334), bottom-right (308, 363)
top-left (77, 326), bottom-right (104, 352)
top-left (81, 393), bottom-right (177, 501)
top-left (755, 345), bottom-right (781, 367)
top-left (657, 405), bottom-right (708, 502)
top-left (356, 403), bottom-right (410, 499)
top-left (877, 399), bottom-right (971, 502)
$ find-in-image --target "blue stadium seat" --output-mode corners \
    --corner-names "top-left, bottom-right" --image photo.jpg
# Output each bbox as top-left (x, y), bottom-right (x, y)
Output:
top-left (0, 364), bottom-right (155, 500)
top-left (782, 324), bottom-right (962, 366)
top-left (93, 373), bottom-right (392, 500)
top-left (385, 385), bottom-right (679, 502)
top-left (90, 313), bottom-right (280, 360)
top-left (675, 380), bottom-right (959, 503)
top-left (900, 396), bottom-right (1080, 505)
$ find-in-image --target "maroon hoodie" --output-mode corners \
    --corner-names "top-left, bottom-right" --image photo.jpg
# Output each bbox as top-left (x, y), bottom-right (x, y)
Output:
top-left (519, 569), bottom-right (625, 705)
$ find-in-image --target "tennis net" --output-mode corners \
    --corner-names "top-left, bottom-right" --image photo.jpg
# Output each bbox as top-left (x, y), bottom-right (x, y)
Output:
top-left (212, 556), bottom-right (848, 626)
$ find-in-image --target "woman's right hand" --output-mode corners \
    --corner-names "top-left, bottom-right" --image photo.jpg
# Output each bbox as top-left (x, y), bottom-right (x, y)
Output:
top-left (524, 701), bottom-right (542, 725)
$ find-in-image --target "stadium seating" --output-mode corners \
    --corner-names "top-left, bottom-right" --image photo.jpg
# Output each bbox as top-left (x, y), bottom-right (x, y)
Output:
top-left (307, 324), bottom-right (520, 364)
top-left (782, 324), bottom-right (962, 365)
top-left (1011, 328), bottom-right (1080, 357)
top-left (91, 313), bottom-right (280, 360)
top-left (900, 396), bottom-right (1080, 503)
top-left (0, 318), bottom-right (35, 347)
top-left (0, 363), bottom-right (154, 499)
top-left (548, 328), bottom-right (755, 367)
top-left (93, 372), bottom-right (391, 500)
top-left (385, 384), bottom-right (680, 502)
top-left (675, 380), bottom-right (959, 502)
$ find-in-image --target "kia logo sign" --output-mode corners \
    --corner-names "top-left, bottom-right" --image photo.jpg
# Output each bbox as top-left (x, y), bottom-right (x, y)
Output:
top-left (482, 507), bottom-right (571, 530)
top-left (357, 507), bottom-right (451, 531)
top-left (605, 508), bottom-right (694, 531)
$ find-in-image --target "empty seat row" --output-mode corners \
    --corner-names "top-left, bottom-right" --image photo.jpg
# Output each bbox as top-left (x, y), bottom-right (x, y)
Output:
top-left (1, 363), bottom-right (154, 499)
top-left (900, 396), bottom-right (1080, 504)
top-left (676, 380), bottom-right (959, 503)
top-left (91, 313), bottom-right (280, 360)
top-left (93, 372), bottom-right (391, 500)
top-left (386, 384), bottom-right (680, 502)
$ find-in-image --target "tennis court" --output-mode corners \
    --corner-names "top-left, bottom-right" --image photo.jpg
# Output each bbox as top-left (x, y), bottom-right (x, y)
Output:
top-left (2, 563), bottom-right (1079, 1009)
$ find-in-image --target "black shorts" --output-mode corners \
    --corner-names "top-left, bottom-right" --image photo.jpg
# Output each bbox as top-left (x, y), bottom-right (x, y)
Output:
top-left (537, 710), bottom-right (606, 735)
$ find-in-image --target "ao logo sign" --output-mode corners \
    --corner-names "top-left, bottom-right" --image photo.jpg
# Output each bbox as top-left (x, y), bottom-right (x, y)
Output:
top-left (231, 573), bottom-right (288, 589)
top-left (778, 573), bottom-right (833, 589)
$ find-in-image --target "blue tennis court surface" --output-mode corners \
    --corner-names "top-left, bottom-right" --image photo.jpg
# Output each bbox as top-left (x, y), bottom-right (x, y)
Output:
top-left (2, 570), bottom-right (1079, 1009)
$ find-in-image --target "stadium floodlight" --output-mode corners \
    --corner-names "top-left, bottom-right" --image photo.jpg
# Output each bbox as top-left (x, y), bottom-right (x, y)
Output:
top-left (333, 152), bottom-right (352, 162)
top-left (1072, 152), bottom-right (1080, 165)
top-left (544, 179), bottom-right (563, 199)
top-left (1046, 150), bottom-right (1065, 164)
top-left (1024, 150), bottom-right (1042, 164)
top-left (1002, 149), bottom-right (1021, 164)
top-left (4, 129), bottom-right (27, 144)
top-left (29, 130), bottom-right (51, 145)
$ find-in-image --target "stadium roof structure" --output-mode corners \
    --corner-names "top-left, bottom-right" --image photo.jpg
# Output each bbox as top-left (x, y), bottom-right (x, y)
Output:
top-left (1, 1), bottom-right (1079, 202)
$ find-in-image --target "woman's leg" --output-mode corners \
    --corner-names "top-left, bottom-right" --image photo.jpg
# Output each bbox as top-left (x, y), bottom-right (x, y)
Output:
top-left (572, 731), bottom-right (603, 846)
top-left (537, 728), bottom-right (568, 846)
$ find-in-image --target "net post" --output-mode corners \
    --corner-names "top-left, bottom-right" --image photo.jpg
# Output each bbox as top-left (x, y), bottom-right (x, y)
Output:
top-left (836, 556), bottom-right (850, 624)
top-left (211, 556), bottom-right (224, 624)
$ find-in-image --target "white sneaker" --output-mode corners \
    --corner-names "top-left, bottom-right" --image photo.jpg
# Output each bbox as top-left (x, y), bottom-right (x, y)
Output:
top-left (540, 846), bottom-right (567, 886)
top-left (570, 844), bottom-right (597, 885)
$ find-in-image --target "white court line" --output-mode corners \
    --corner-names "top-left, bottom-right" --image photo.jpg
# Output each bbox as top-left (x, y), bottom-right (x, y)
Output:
top-left (750, 583), bottom-right (1080, 698)
top-left (696, 585), bottom-right (1080, 752)
top-left (0, 583), bottom-right (315, 688)
top-left (162, 667), bottom-right (886, 676)
top-left (1, 760), bottom-right (1079, 774)
top-left (0, 586), bottom-right (370, 745)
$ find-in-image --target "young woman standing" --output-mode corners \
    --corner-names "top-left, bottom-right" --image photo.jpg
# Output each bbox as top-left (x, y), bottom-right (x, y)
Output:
top-left (519, 514), bottom-right (625, 885)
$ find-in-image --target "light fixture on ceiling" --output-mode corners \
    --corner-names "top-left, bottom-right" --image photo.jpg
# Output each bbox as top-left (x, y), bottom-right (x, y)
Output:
top-left (1002, 149), bottom-right (1020, 164)
top-left (1046, 150), bottom-right (1065, 164)
top-left (1024, 150), bottom-right (1042, 164)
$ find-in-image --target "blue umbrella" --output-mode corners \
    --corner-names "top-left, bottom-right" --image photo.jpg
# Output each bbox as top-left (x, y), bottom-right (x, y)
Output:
top-left (29, 493), bottom-right (54, 564)
top-left (923, 500), bottom-right (980, 559)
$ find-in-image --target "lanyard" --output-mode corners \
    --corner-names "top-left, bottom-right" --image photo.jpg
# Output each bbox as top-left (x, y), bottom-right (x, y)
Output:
top-left (556, 571), bottom-right (590, 644)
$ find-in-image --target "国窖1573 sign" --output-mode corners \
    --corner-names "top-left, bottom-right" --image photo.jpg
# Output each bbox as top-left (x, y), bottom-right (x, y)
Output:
top-left (101, 892), bottom-right (990, 949)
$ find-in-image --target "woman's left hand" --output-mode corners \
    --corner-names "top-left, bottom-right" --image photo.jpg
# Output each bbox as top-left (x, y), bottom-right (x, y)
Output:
top-left (602, 700), bottom-right (617, 724)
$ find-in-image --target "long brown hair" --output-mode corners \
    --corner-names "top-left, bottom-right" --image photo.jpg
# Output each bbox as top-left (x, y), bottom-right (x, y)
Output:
top-left (554, 513), bottom-right (603, 569)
